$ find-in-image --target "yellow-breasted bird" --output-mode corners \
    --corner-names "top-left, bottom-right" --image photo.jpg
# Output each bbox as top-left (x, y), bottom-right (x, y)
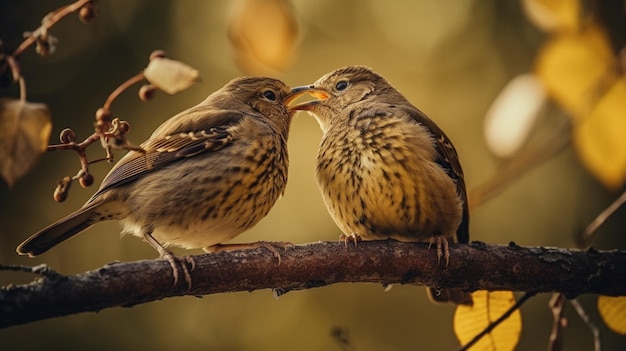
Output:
top-left (289, 66), bottom-right (472, 305)
top-left (17, 76), bottom-right (298, 288)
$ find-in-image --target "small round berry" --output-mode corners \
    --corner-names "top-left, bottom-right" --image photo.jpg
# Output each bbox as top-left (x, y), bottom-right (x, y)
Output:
top-left (139, 84), bottom-right (157, 102)
top-left (53, 187), bottom-right (67, 202)
top-left (79, 173), bottom-right (94, 188)
top-left (53, 177), bottom-right (71, 202)
top-left (96, 107), bottom-right (112, 123)
top-left (118, 121), bottom-right (130, 134)
top-left (59, 128), bottom-right (77, 144)
top-left (79, 3), bottom-right (98, 24)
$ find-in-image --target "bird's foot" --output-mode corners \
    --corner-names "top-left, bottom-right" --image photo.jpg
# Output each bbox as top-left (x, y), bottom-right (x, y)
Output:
top-left (143, 230), bottom-right (194, 290)
top-left (339, 233), bottom-right (362, 248)
top-left (161, 251), bottom-right (195, 290)
top-left (428, 235), bottom-right (450, 267)
top-left (204, 241), bottom-right (293, 265)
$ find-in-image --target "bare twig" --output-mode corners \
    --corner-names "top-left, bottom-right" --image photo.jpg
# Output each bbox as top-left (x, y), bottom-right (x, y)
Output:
top-left (457, 292), bottom-right (535, 351)
top-left (44, 70), bottom-right (148, 200)
top-left (469, 119), bottom-right (571, 210)
top-left (3, 0), bottom-right (93, 103)
top-left (12, 0), bottom-right (92, 59)
top-left (548, 293), bottom-right (566, 351)
top-left (579, 189), bottom-right (626, 248)
top-left (102, 72), bottom-right (146, 111)
top-left (569, 298), bottom-right (601, 351)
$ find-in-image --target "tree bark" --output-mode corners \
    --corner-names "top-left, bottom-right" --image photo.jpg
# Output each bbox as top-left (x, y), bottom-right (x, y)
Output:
top-left (1, 240), bottom-right (625, 328)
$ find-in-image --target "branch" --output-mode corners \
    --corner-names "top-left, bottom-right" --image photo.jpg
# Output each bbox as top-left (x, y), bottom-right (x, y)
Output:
top-left (2, 241), bottom-right (625, 328)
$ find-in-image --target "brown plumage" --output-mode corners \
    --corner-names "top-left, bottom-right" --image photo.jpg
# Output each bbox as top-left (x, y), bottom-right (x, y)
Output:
top-left (289, 66), bottom-right (472, 305)
top-left (17, 76), bottom-right (296, 288)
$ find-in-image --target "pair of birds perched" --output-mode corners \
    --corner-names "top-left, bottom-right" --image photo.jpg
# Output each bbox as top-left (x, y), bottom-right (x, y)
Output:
top-left (16, 66), bottom-right (472, 305)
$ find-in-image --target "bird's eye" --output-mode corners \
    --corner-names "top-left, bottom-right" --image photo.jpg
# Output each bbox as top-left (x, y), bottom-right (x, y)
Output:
top-left (262, 90), bottom-right (276, 101)
top-left (335, 80), bottom-right (349, 91)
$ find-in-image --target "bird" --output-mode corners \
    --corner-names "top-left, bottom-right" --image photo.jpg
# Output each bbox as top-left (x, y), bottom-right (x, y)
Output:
top-left (17, 76), bottom-right (298, 289)
top-left (288, 66), bottom-right (472, 305)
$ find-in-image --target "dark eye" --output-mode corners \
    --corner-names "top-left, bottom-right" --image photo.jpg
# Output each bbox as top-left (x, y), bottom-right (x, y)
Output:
top-left (335, 80), bottom-right (349, 91)
top-left (262, 90), bottom-right (276, 101)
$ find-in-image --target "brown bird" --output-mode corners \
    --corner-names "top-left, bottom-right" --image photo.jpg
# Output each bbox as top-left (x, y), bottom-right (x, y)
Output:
top-left (17, 76), bottom-right (297, 288)
top-left (289, 66), bottom-right (472, 305)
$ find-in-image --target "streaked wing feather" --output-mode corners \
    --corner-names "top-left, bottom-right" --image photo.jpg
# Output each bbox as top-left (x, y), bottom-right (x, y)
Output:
top-left (89, 114), bottom-right (240, 203)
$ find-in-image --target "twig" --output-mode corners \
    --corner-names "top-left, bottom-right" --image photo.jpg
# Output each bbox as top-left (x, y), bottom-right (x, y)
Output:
top-left (17, 76), bottom-right (26, 102)
top-left (469, 118), bottom-right (571, 210)
top-left (44, 70), bottom-right (147, 199)
top-left (457, 292), bottom-right (535, 351)
top-left (579, 189), bottom-right (626, 248)
top-left (12, 0), bottom-right (92, 58)
top-left (547, 293), bottom-right (566, 351)
top-left (102, 72), bottom-right (146, 111)
top-left (569, 298), bottom-right (601, 351)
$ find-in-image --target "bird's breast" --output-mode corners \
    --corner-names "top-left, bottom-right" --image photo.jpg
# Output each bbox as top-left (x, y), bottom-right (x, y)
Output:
top-left (316, 120), bottom-right (461, 241)
top-left (121, 136), bottom-right (289, 250)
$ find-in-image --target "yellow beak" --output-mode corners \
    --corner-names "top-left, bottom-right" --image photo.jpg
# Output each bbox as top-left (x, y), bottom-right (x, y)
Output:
top-left (285, 85), bottom-right (330, 111)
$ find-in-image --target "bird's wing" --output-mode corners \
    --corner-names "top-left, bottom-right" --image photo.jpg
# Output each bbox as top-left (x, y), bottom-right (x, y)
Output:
top-left (88, 110), bottom-right (244, 202)
top-left (398, 104), bottom-right (470, 244)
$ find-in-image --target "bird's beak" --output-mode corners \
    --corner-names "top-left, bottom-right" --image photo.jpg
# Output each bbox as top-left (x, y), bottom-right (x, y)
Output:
top-left (285, 85), bottom-right (330, 111)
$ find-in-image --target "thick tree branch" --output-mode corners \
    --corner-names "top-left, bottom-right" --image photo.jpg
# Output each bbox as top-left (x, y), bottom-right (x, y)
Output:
top-left (1, 240), bottom-right (625, 328)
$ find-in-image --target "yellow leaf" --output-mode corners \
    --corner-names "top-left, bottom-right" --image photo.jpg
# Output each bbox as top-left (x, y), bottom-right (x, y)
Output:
top-left (534, 22), bottom-right (616, 120)
top-left (573, 79), bottom-right (626, 189)
top-left (522, 0), bottom-right (581, 32)
top-left (0, 98), bottom-right (51, 188)
top-left (598, 295), bottom-right (626, 335)
top-left (454, 291), bottom-right (521, 351)
top-left (228, 0), bottom-right (298, 75)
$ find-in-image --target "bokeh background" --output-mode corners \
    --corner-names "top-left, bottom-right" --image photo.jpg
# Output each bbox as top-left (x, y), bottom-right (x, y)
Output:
top-left (1, 0), bottom-right (625, 350)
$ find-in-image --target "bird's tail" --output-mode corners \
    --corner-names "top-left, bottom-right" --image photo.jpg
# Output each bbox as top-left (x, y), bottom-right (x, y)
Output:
top-left (16, 202), bottom-right (101, 257)
top-left (427, 287), bottom-right (474, 306)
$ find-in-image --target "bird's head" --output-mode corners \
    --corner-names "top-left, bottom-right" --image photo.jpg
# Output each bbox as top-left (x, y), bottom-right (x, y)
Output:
top-left (221, 77), bottom-right (295, 121)
top-left (287, 66), bottom-right (398, 128)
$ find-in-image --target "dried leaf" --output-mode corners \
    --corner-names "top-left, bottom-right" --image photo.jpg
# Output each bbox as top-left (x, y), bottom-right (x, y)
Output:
top-left (454, 291), bottom-right (521, 351)
top-left (484, 73), bottom-right (547, 158)
top-left (522, 0), bottom-right (581, 32)
top-left (573, 79), bottom-right (626, 189)
top-left (228, 0), bottom-right (298, 75)
top-left (143, 57), bottom-right (199, 95)
top-left (535, 22), bottom-right (615, 120)
top-left (0, 98), bottom-right (51, 188)
top-left (598, 295), bottom-right (626, 335)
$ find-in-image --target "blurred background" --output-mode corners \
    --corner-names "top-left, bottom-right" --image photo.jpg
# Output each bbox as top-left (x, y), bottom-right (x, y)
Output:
top-left (1, 0), bottom-right (625, 350)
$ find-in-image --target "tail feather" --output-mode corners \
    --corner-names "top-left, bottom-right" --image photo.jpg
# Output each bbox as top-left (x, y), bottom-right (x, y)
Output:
top-left (16, 202), bottom-right (101, 257)
top-left (427, 287), bottom-right (473, 306)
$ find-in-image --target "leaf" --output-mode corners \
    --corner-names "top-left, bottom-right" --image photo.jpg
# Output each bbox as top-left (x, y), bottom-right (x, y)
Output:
top-left (573, 79), bottom-right (626, 189)
top-left (454, 291), bottom-right (521, 351)
top-left (0, 98), bottom-right (51, 188)
top-left (143, 57), bottom-right (200, 95)
top-left (484, 73), bottom-right (547, 158)
top-left (228, 0), bottom-right (298, 75)
top-left (598, 295), bottom-right (626, 335)
top-left (534, 22), bottom-right (616, 121)
top-left (522, 0), bottom-right (581, 32)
